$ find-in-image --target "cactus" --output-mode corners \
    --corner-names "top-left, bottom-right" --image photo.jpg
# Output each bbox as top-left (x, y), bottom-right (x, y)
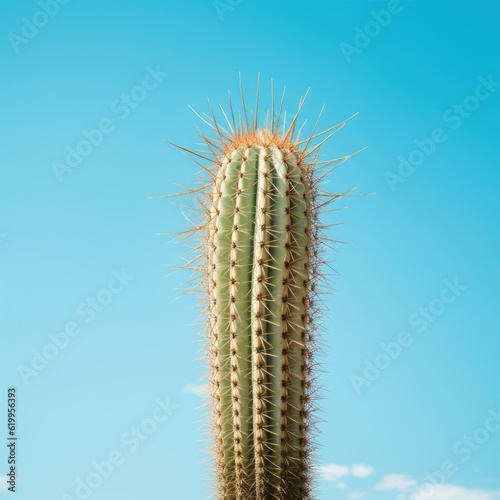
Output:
top-left (169, 79), bottom-right (355, 499)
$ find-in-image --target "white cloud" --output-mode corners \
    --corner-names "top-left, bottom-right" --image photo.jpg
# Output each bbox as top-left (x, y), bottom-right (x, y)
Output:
top-left (320, 462), bottom-right (375, 484)
top-left (184, 383), bottom-right (209, 397)
top-left (337, 482), bottom-right (348, 489)
top-left (375, 474), bottom-right (418, 492)
top-left (411, 484), bottom-right (500, 500)
top-left (319, 463), bottom-right (350, 482)
top-left (371, 470), bottom-right (500, 500)
top-left (347, 492), bottom-right (370, 499)
top-left (0, 476), bottom-right (8, 491)
top-left (352, 464), bottom-right (375, 478)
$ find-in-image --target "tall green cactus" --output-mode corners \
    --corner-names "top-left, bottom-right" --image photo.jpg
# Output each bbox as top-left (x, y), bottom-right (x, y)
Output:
top-left (170, 80), bottom-right (355, 499)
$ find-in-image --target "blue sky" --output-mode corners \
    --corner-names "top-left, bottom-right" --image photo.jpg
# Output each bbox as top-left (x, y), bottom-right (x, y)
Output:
top-left (1, 1), bottom-right (499, 499)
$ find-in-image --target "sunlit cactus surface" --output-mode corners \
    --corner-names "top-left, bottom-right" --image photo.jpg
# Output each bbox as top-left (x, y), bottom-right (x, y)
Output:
top-left (170, 79), bottom-right (355, 500)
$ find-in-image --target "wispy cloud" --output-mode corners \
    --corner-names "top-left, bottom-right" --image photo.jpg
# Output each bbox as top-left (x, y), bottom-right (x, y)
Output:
top-left (411, 484), bottom-right (500, 500)
top-left (375, 474), bottom-right (418, 492)
top-left (319, 463), bottom-right (350, 482)
top-left (374, 472), bottom-right (500, 500)
top-left (352, 464), bottom-right (375, 478)
top-left (321, 462), bottom-right (500, 500)
top-left (319, 462), bottom-right (375, 489)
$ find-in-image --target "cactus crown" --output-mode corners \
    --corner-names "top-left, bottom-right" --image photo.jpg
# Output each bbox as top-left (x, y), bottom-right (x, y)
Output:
top-left (168, 77), bottom-right (357, 500)
top-left (224, 129), bottom-right (297, 152)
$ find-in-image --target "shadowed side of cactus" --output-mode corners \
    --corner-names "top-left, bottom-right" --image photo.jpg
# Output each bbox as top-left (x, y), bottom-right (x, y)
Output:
top-left (167, 79), bottom-right (357, 499)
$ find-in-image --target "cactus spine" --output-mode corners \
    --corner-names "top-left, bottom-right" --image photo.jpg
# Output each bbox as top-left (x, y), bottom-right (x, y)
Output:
top-left (171, 81), bottom-right (354, 499)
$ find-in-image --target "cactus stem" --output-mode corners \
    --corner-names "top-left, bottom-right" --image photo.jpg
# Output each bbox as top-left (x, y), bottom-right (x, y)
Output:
top-left (167, 77), bottom-right (357, 499)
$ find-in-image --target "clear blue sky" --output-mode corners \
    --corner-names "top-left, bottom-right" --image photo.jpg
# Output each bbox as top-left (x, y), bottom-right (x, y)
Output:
top-left (1, 1), bottom-right (499, 499)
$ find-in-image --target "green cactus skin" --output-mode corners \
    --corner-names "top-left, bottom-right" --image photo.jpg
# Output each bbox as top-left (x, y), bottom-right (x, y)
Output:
top-left (170, 82), bottom-right (355, 500)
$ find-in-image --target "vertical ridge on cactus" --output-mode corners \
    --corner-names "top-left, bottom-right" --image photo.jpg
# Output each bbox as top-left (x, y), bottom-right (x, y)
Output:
top-left (166, 77), bottom-right (357, 499)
